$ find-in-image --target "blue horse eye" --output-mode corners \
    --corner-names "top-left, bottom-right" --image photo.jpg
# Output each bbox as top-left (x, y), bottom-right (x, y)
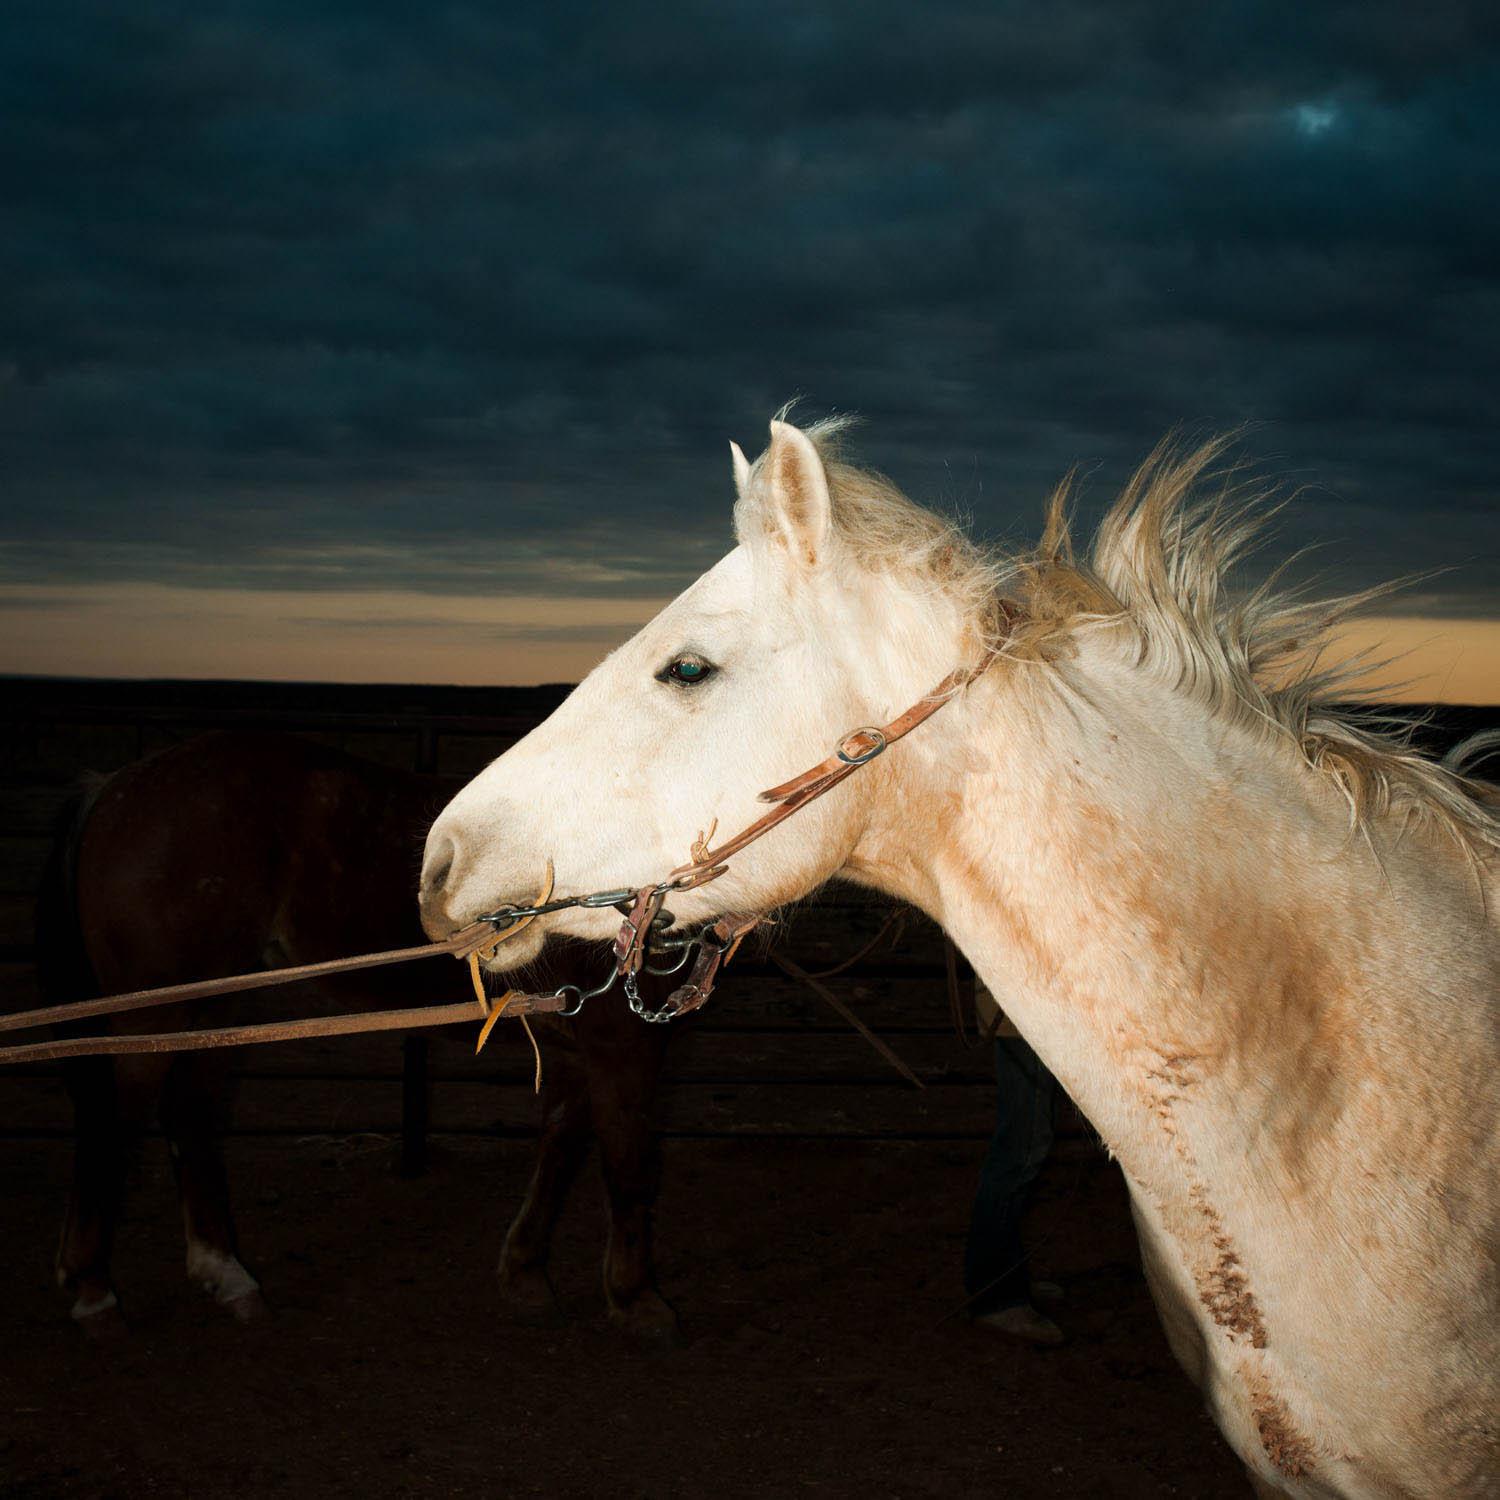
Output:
top-left (661, 656), bottom-right (715, 685)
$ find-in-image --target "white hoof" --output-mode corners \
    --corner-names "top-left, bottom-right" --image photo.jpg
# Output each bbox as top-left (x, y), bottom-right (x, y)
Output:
top-left (71, 1289), bottom-right (127, 1339)
top-left (70, 1288), bottom-right (120, 1322)
top-left (223, 1287), bottom-right (271, 1324)
top-left (186, 1243), bottom-right (261, 1307)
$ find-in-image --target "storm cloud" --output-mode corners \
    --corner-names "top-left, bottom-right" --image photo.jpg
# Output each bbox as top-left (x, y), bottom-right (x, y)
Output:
top-left (2, 0), bottom-right (1496, 616)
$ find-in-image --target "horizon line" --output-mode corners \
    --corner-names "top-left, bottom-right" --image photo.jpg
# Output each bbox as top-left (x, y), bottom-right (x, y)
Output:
top-left (2, 671), bottom-right (1495, 713)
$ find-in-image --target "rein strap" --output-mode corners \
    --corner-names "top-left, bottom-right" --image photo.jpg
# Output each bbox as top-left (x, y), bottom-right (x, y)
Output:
top-left (0, 924), bottom-right (499, 1042)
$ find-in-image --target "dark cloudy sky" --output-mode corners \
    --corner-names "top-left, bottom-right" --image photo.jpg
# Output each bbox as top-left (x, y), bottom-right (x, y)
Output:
top-left (2, 1), bottom-right (1497, 693)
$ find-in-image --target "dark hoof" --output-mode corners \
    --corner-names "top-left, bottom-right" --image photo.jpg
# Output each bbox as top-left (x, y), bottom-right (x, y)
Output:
top-left (972, 1304), bottom-right (1066, 1347)
top-left (607, 1289), bottom-right (684, 1349)
top-left (224, 1288), bottom-right (271, 1324)
top-left (497, 1264), bottom-right (567, 1327)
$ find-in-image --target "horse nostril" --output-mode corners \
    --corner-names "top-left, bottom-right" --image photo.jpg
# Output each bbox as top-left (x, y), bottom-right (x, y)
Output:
top-left (424, 841), bottom-right (455, 894)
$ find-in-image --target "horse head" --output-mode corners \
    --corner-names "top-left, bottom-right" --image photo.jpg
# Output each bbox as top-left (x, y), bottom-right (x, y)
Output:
top-left (419, 416), bottom-right (988, 967)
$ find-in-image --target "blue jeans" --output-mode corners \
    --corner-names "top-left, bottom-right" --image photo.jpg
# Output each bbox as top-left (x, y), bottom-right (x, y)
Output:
top-left (964, 1033), bottom-right (1057, 1314)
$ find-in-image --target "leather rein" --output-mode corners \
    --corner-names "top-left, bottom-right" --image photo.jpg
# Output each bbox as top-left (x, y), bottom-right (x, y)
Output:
top-left (0, 648), bottom-right (998, 1067)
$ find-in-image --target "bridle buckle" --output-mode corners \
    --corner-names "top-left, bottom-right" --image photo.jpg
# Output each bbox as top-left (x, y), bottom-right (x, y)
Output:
top-left (835, 727), bottom-right (887, 766)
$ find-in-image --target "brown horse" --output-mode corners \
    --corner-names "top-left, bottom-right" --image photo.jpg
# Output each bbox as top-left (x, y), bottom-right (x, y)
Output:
top-left (35, 731), bottom-right (684, 1342)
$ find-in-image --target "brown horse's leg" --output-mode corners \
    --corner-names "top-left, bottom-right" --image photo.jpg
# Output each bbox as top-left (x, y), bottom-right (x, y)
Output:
top-left (579, 1002), bottom-right (680, 1345)
top-left (57, 1056), bottom-right (125, 1331)
top-left (56, 1052), bottom-right (170, 1333)
top-left (160, 1052), bottom-right (266, 1322)
top-left (496, 1027), bottom-right (592, 1324)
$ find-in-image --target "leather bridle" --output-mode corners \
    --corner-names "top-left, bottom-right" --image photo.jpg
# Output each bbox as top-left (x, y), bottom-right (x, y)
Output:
top-left (0, 643), bottom-right (1000, 1066)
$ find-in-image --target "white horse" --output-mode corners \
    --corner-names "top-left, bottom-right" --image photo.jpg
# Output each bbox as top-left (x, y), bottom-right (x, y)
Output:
top-left (421, 417), bottom-right (1499, 1498)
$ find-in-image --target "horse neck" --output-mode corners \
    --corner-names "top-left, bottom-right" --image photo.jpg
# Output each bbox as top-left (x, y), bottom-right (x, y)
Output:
top-left (855, 643), bottom-right (1476, 1194)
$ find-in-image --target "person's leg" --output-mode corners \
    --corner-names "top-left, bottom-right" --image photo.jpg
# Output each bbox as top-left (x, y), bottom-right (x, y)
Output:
top-left (964, 1032), bottom-right (1057, 1318)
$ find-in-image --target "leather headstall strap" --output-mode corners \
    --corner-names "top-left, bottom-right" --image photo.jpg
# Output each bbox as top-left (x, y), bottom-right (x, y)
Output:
top-left (607, 626), bottom-right (1008, 990)
top-left (673, 635), bottom-right (1006, 882)
top-left (612, 885), bottom-right (669, 978)
top-left (663, 912), bottom-right (760, 1016)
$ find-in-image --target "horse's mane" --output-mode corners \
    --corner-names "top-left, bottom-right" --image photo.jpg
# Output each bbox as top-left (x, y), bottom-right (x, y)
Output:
top-left (803, 418), bottom-right (1500, 859)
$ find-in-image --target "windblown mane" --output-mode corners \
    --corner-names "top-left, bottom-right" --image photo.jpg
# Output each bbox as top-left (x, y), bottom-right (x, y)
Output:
top-left (803, 419), bottom-right (1500, 858)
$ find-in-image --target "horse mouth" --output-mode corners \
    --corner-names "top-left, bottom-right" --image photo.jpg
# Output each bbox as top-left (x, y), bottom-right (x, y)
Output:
top-left (476, 920), bottom-right (547, 973)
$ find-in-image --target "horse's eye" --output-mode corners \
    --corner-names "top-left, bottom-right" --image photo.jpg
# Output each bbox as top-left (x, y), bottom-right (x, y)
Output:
top-left (658, 655), bottom-right (716, 686)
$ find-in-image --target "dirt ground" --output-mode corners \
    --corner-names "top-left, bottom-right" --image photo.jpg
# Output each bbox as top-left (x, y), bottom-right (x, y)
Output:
top-left (0, 1129), bottom-right (1244, 1499)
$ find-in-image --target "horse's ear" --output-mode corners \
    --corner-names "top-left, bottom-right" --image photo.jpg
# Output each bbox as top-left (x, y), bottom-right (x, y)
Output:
top-left (729, 440), bottom-right (752, 497)
top-left (735, 420), bottom-right (832, 569)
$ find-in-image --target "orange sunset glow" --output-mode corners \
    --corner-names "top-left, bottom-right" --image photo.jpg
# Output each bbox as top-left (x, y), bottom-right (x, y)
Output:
top-left (3, 583), bottom-right (1495, 701)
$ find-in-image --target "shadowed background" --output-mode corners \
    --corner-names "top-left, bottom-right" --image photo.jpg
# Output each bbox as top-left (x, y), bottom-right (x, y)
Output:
top-left (2, 1), bottom-right (1496, 697)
